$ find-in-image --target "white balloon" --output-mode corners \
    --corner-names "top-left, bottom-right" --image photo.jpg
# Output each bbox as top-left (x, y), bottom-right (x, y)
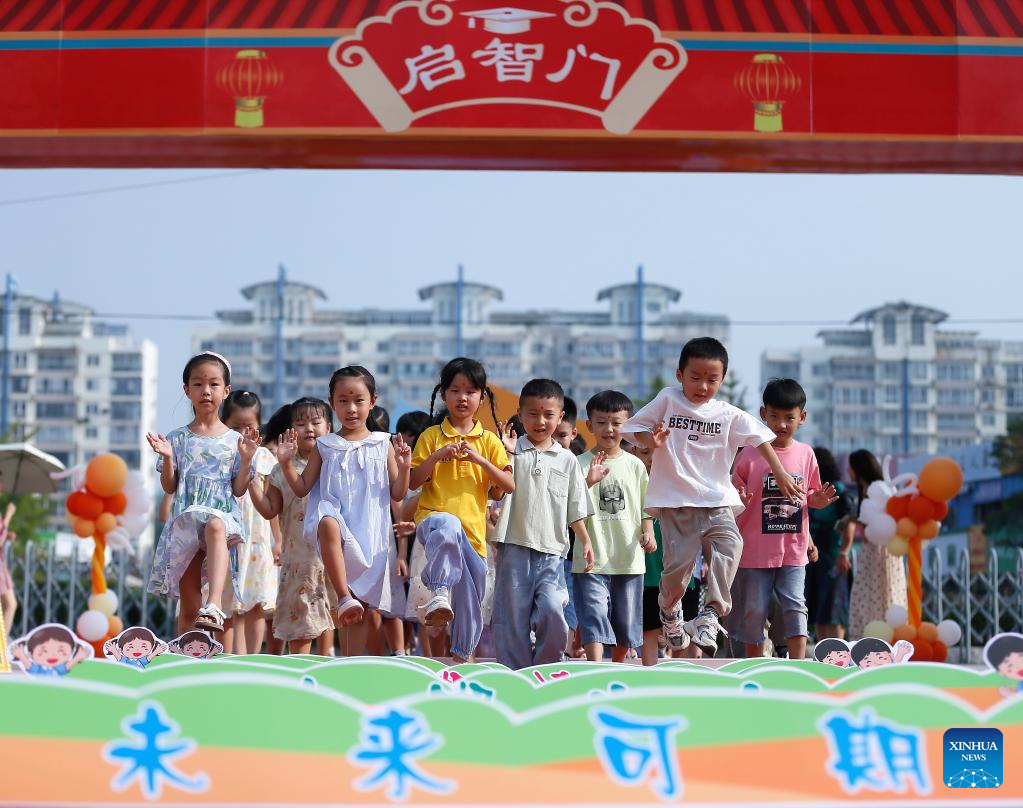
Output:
top-left (884, 604), bottom-right (908, 626)
top-left (76, 609), bottom-right (109, 641)
top-left (123, 499), bottom-right (150, 518)
top-left (859, 499), bottom-right (884, 522)
top-left (106, 527), bottom-right (134, 554)
top-left (864, 514), bottom-right (897, 545)
top-left (867, 480), bottom-right (894, 502)
top-left (88, 591), bottom-right (119, 616)
top-left (119, 514), bottom-right (149, 537)
top-left (937, 620), bottom-right (962, 647)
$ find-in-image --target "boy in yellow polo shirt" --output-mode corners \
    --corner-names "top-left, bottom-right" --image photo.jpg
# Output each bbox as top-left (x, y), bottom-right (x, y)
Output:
top-left (409, 358), bottom-right (514, 661)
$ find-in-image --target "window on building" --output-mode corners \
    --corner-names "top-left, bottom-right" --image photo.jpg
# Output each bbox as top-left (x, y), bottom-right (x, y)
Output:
top-left (86, 354), bottom-right (101, 367)
top-left (378, 363), bottom-right (390, 375)
top-left (111, 425), bottom-right (139, 444)
top-left (936, 363), bottom-right (975, 381)
top-left (37, 351), bottom-right (76, 371)
top-left (909, 362), bottom-right (928, 380)
top-left (909, 387), bottom-right (928, 404)
top-left (13, 352), bottom-right (27, 369)
top-left (85, 403), bottom-right (100, 416)
top-left (982, 413), bottom-right (996, 427)
top-left (346, 341), bottom-right (360, 352)
top-left (305, 362), bottom-right (335, 377)
top-left (882, 410), bottom-right (900, 428)
top-left (110, 402), bottom-right (141, 421)
top-left (37, 402), bottom-right (76, 419)
top-left (881, 362), bottom-right (901, 380)
top-left (831, 362), bottom-right (874, 381)
top-left (1006, 387), bottom-right (1023, 408)
top-left (12, 402), bottom-right (25, 417)
top-left (377, 341), bottom-right (390, 352)
top-left (882, 314), bottom-right (896, 345)
top-left (86, 379), bottom-right (98, 391)
top-left (1007, 364), bottom-right (1023, 384)
top-left (11, 376), bottom-right (28, 393)
top-left (911, 316), bottom-right (925, 345)
top-left (883, 385), bottom-right (899, 404)
top-left (111, 352), bottom-right (142, 372)
top-left (18, 306), bottom-right (31, 335)
top-left (115, 450), bottom-right (141, 469)
top-left (85, 427), bottom-right (98, 439)
top-left (936, 389), bottom-right (975, 406)
top-left (111, 377), bottom-right (142, 396)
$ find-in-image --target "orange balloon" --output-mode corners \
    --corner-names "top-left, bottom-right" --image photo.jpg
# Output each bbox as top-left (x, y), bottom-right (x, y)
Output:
top-left (886, 496), bottom-right (910, 520)
top-left (73, 518), bottom-right (95, 538)
top-left (95, 512), bottom-right (118, 534)
top-left (918, 520), bottom-right (940, 540)
top-left (85, 454), bottom-right (128, 499)
top-left (87, 638), bottom-right (105, 658)
top-left (896, 517), bottom-right (917, 539)
top-left (931, 500), bottom-right (949, 521)
top-left (931, 640), bottom-right (948, 663)
top-left (892, 623), bottom-right (917, 642)
top-left (103, 492), bottom-right (128, 516)
top-left (911, 639), bottom-right (933, 662)
top-left (107, 615), bottom-right (124, 635)
top-left (917, 457), bottom-right (963, 502)
top-left (67, 491), bottom-right (104, 520)
top-left (907, 495), bottom-right (937, 524)
top-left (918, 622), bottom-right (939, 642)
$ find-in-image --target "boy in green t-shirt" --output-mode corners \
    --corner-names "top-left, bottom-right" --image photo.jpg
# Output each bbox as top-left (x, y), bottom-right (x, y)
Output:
top-left (573, 391), bottom-right (656, 662)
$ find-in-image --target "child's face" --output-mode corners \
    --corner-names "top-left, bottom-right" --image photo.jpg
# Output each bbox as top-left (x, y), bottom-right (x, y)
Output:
top-left (676, 358), bottom-right (725, 405)
top-left (293, 407), bottom-right (331, 453)
top-left (552, 419), bottom-right (577, 449)
top-left (997, 651), bottom-right (1023, 678)
top-left (224, 405), bottom-right (260, 434)
top-left (760, 405), bottom-right (806, 444)
top-left (518, 396), bottom-right (564, 446)
top-left (823, 650), bottom-right (851, 666)
top-left (184, 361), bottom-right (229, 414)
top-left (31, 639), bottom-right (73, 667)
top-left (122, 638), bottom-right (153, 659)
top-left (331, 378), bottom-right (375, 433)
top-left (859, 651), bottom-right (893, 668)
top-left (627, 443), bottom-right (654, 472)
top-left (182, 640), bottom-right (210, 657)
top-left (587, 410), bottom-right (630, 452)
top-left (443, 373), bottom-right (482, 423)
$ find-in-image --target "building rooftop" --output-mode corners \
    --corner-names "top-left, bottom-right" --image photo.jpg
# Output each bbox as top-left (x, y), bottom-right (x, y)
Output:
top-left (241, 280), bottom-right (327, 301)
top-left (851, 301), bottom-right (948, 325)
top-left (597, 282), bottom-right (681, 302)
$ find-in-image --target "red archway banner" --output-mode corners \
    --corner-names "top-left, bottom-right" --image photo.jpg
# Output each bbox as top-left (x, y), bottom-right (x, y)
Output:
top-left (1, 0), bottom-right (1022, 173)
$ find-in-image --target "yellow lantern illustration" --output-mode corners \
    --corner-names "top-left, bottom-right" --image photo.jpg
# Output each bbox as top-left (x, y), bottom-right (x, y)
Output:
top-left (217, 49), bottom-right (283, 128)
top-left (734, 54), bottom-right (801, 134)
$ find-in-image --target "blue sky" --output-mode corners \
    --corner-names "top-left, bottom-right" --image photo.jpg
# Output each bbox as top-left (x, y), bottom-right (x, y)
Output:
top-left (0, 168), bottom-right (1019, 428)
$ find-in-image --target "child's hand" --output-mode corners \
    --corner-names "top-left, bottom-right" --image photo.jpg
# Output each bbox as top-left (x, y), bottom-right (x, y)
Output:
top-left (459, 441), bottom-right (486, 465)
top-left (487, 504), bottom-right (501, 527)
top-left (276, 429), bottom-right (299, 464)
top-left (393, 520), bottom-right (417, 539)
top-left (433, 443), bottom-right (462, 464)
top-left (146, 432), bottom-right (173, 459)
top-left (834, 553), bottom-right (851, 575)
top-left (807, 541), bottom-right (819, 563)
top-left (272, 539), bottom-right (282, 566)
top-left (893, 639), bottom-right (914, 663)
top-left (586, 451), bottom-right (610, 486)
top-left (774, 471), bottom-right (805, 504)
top-left (392, 433), bottom-right (412, 472)
top-left (650, 421), bottom-right (671, 449)
top-left (581, 541), bottom-right (595, 573)
top-left (807, 483), bottom-right (839, 509)
top-left (640, 533), bottom-right (657, 554)
top-left (237, 426), bottom-right (260, 462)
top-left (102, 638), bottom-right (115, 655)
top-left (396, 557), bottom-right (409, 580)
top-left (497, 420), bottom-right (518, 454)
top-left (736, 486), bottom-right (754, 509)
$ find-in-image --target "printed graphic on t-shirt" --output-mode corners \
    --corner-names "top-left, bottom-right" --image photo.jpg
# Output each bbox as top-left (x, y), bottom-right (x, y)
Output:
top-left (761, 472), bottom-right (805, 533)
top-left (598, 478), bottom-right (626, 518)
top-left (666, 414), bottom-right (723, 444)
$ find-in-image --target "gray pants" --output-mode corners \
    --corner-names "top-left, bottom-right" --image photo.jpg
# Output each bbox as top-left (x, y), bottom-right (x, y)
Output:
top-left (492, 544), bottom-right (568, 670)
top-left (657, 507), bottom-right (742, 618)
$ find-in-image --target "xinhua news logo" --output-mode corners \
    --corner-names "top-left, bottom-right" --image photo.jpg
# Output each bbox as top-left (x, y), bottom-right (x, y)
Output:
top-left (943, 728), bottom-right (1003, 789)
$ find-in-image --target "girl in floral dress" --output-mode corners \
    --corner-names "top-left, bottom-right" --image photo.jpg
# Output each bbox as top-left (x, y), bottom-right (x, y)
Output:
top-left (222, 390), bottom-right (278, 654)
top-left (252, 398), bottom-right (337, 655)
top-left (278, 366), bottom-right (411, 656)
top-left (147, 353), bottom-right (259, 635)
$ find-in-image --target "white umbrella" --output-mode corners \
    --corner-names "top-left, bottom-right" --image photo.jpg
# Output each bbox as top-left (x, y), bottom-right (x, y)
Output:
top-left (0, 443), bottom-right (66, 494)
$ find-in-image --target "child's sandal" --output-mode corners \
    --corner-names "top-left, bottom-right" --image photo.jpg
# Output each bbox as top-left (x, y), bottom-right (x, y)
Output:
top-left (336, 595), bottom-right (364, 627)
top-left (194, 604), bottom-right (227, 633)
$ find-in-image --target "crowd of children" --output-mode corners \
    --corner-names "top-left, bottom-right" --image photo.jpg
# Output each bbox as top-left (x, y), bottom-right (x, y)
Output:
top-left (145, 335), bottom-right (850, 667)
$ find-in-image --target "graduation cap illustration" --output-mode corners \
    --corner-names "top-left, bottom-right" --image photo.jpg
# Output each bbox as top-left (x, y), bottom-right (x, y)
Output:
top-left (462, 7), bottom-right (556, 34)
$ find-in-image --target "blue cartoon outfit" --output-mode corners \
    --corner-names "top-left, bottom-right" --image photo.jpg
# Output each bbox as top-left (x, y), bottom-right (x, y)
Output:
top-left (25, 663), bottom-right (69, 676)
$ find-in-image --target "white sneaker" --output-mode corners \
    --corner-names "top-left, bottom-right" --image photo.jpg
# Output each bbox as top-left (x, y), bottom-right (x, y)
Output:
top-left (424, 587), bottom-right (453, 626)
top-left (660, 602), bottom-right (690, 650)
top-left (684, 609), bottom-right (726, 655)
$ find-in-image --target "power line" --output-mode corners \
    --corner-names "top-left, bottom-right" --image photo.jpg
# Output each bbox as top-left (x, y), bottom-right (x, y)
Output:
top-left (0, 170), bottom-right (264, 208)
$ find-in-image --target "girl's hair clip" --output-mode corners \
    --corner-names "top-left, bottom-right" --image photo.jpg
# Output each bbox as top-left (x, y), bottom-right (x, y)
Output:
top-left (193, 351), bottom-right (233, 374)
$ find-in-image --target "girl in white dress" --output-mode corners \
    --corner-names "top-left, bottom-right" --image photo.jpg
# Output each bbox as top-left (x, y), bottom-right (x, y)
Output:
top-left (279, 366), bottom-right (411, 656)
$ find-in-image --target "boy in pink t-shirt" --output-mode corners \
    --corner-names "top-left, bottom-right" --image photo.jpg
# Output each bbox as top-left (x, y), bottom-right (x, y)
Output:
top-left (731, 379), bottom-right (837, 660)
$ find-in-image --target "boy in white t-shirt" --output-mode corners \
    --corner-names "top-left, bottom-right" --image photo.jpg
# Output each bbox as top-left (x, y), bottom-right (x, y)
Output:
top-left (620, 338), bottom-right (804, 655)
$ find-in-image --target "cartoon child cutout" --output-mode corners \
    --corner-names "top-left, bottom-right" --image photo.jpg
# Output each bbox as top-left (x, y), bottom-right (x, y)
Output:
top-left (9, 624), bottom-right (91, 677)
top-left (168, 630), bottom-right (223, 660)
top-left (850, 637), bottom-right (915, 669)
top-left (103, 627), bottom-right (168, 669)
top-left (982, 632), bottom-right (1023, 698)
top-left (813, 637), bottom-right (853, 668)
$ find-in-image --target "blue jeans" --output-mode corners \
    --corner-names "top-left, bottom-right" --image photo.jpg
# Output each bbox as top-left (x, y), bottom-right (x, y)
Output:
top-left (560, 558), bottom-right (577, 630)
top-left (731, 565), bottom-right (808, 645)
top-left (572, 572), bottom-right (643, 649)
top-left (492, 544), bottom-right (568, 670)
top-left (416, 513), bottom-right (487, 660)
